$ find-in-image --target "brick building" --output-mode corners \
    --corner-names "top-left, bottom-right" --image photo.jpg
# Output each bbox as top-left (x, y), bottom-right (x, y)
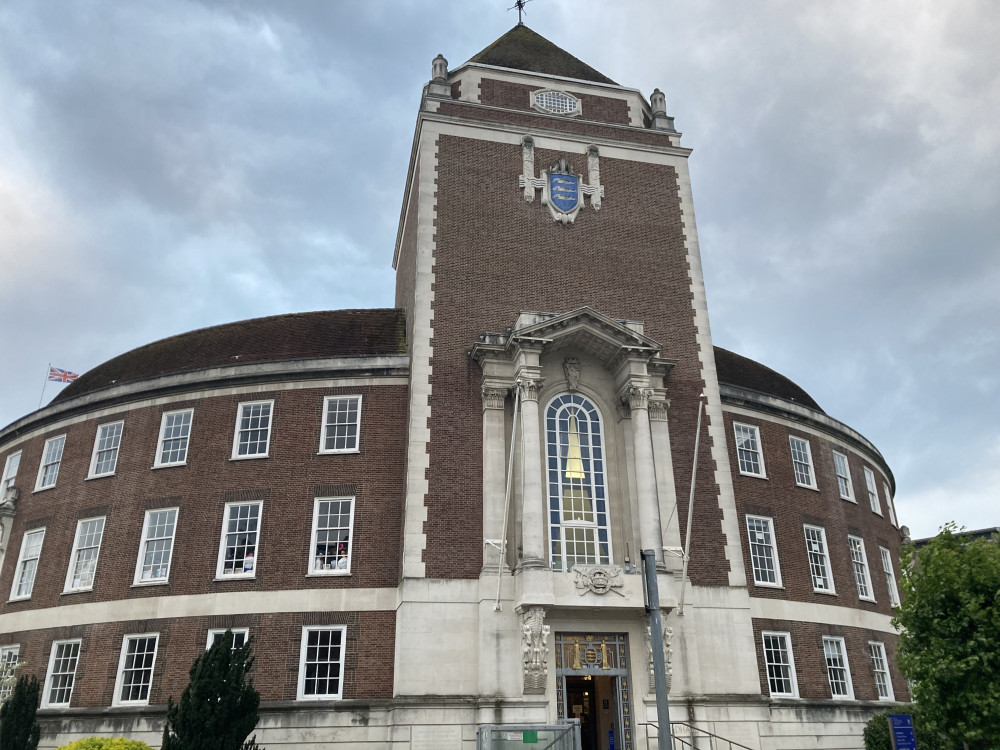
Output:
top-left (0, 25), bottom-right (905, 750)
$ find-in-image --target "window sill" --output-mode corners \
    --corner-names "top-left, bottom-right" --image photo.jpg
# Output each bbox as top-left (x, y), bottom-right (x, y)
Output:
top-left (61, 587), bottom-right (94, 596)
top-left (859, 596), bottom-right (877, 603)
top-left (813, 589), bottom-right (838, 596)
top-left (85, 473), bottom-right (116, 481)
top-left (6, 596), bottom-right (31, 603)
top-left (316, 449), bottom-right (360, 456)
top-left (229, 454), bottom-right (268, 462)
top-left (753, 582), bottom-right (785, 590)
top-left (738, 471), bottom-right (768, 480)
top-left (840, 496), bottom-right (857, 503)
top-left (32, 485), bottom-right (57, 494)
top-left (151, 463), bottom-right (187, 470)
top-left (295, 694), bottom-right (344, 702)
top-left (213, 574), bottom-right (257, 582)
top-left (795, 483), bottom-right (820, 492)
top-left (131, 580), bottom-right (170, 588)
top-left (306, 571), bottom-right (351, 577)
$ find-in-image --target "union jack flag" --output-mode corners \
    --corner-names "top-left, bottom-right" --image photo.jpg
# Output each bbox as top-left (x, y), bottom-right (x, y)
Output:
top-left (48, 366), bottom-right (80, 383)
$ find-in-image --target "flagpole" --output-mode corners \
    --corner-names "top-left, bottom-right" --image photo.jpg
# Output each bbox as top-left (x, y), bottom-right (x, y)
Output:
top-left (38, 363), bottom-right (51, 409)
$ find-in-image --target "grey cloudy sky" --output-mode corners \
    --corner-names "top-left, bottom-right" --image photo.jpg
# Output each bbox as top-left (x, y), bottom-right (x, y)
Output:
top-left (0, 0), bottom-right (996, 538)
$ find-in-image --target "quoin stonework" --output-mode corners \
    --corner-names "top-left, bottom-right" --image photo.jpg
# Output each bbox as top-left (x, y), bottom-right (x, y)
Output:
top-left (0, 25), bottom-right (906, 750)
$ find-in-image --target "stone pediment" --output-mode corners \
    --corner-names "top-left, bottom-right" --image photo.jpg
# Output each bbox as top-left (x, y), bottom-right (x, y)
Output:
top-left (471, 307), bottom-right (674, 374)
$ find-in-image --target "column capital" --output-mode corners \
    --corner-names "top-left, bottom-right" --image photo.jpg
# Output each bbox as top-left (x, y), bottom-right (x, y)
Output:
top-left (648, 399), bottom-right (670, 421)
top-left (621, 385), bottom-right (653, 411)
top-left (515, 377), bottom-right (544, 403)
top-left (481, 386), bottom-right (508, 410)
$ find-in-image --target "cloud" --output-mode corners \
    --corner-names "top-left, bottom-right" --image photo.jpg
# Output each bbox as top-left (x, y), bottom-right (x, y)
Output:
top-left (0, 0), bottom-right (996, 535)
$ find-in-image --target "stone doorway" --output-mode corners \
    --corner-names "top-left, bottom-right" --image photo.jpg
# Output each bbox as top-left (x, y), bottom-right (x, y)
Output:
top-left (555, 632), bottom-right (633, 750)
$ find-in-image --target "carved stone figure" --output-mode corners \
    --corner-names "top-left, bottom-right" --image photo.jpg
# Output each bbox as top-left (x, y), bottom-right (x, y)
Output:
top-left (563, 358), bottom-right (581, 391)
top-left (644, 619), bottom-right (673, 692)
top-left (520, 606), bottom-right (550, 694)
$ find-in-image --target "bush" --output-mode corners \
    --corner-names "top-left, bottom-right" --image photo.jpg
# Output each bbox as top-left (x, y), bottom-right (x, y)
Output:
top-left (0, 674), bottom-right (40, 750)
top-left (161, 630), bottom-right (261, 750)
top-left (56, 740), bottom-right (154, 750)
top-left (863, 708), bottom-right (943, 750)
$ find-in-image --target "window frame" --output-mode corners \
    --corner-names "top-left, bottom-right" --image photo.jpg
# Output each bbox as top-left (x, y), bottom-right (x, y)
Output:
top-left (760, 631), bottom-right (799, 698)
top-left (34, 435), bottom-right (66, 491)
top-left (883, 482), bottom-right (898, 527)
top-left (296, 625), bottom-right (347, 701)
top-left (64, 516), bottom-right (107, 593)
top-left (318, 395), bottom-right (362, 454)
top-left (112, 632), bottom-right (160, 706)
top-left (206, 628), bottom-right (250, 651)
top-left (880, 546), bottom-right (901, 607)
top-left (803, 525), bottom-right (836, 594)
top-left (9, 527), bottom-right (45, 601)
top-left (531, 89), bottom-right (583, 117)
top-left (133, 508), bottom-right (179, 585)
top-left (42, 638), bottom-right (82, 708)
top-left (545, 393), bottom-right (613, 572)
top-left (788, 435), bottom-right (817, 489)
top-left (1, 451), bottom-right (21, 492)
top-left (832, 451), bottom-right (855, 501)
top-left (231, 400), bottom-right (274, 460)
top-left (215, 501), bottom-right (263, 580)
top-left (87, 420), bottom-right (124, 479)
top-left (868, 641), bottom-right (895, 701)
top-left (822, 636), bottom-right (855, 700)
top-left (746, 515), bottom-right (782, 588)
top-left (863, 467), bottom-right (882, 515)
top-left (153, 409), bottom-right (193, 468)
top-left (733, 422), bottom-right (766, 478)
top-left (309, 497), bottom-right (354, 576)
top-left (0, 645), bottom-right (21, 703)
top-left (848, 535), bottom-right (875, 602)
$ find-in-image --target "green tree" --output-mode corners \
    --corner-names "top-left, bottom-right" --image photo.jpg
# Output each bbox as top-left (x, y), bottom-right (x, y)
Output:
top-left (161, 631), bottom-right (261, 750)
top-left (894, 523), bottom-right (1000, 749)
top-left (0, 674), bottom-right (41, 750)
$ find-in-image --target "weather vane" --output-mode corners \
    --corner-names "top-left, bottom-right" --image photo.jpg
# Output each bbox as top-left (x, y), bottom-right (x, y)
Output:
top-left (509, 0), bottom-right (534, 25)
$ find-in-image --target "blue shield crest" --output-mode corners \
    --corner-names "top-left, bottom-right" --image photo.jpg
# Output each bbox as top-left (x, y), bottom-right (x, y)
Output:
top-left (547, 171), bottom-right (581, 215)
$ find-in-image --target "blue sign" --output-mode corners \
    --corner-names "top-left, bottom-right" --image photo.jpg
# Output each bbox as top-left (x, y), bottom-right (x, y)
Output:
top-left (608, 728), bottom-right (615, 750)
top-left (548, 171), bottom-right (581, 214)
top-left (889, 714), bottom-right (917, 750)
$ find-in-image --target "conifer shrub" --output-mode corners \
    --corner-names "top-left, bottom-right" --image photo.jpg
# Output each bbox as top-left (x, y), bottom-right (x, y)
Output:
top-left (0, 674), bottom-right (40, 750)
top-left (160, 630), bottom-right (262, 750)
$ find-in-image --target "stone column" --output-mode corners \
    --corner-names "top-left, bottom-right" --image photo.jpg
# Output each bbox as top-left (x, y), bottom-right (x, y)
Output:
top-left (624, 385), bottom-right (664, 564)
top-left (482, 385), bottom-right (510, 574)
top-left (516, 376), bottom-right (547, 570)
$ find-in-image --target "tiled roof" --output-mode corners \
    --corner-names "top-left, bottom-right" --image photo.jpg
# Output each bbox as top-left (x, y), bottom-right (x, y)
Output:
top-left (468, 25), bottom-right (617, 85)
top-left (54, 309), bottom-right (407, 402)
top-left (714, 346), bottom-right (824, 413)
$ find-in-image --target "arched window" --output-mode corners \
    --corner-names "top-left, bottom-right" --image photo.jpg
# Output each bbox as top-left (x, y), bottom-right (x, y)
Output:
top-left (545, 394), bottom-right (611, 571)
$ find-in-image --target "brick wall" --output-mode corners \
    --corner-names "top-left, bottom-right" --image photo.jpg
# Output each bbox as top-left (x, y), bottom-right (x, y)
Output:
top-left (4, 609), bottom-right (396, 708)
top-left (752, 618), bottom-right (909, 703)
top-left (436, 100), bottom-right (675, 148)
top-left (724, 411), bottom-right (902, 616)
top-left (479, 78), bottom-right (632, 124)
top-left (423, 133), bottom-right (728, 583)
top-left (0, 382), bottom-right (408, 607)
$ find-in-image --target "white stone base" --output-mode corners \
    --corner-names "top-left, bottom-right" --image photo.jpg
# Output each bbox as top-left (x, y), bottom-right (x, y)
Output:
top-left (37, 696), bottom-right (891, 749)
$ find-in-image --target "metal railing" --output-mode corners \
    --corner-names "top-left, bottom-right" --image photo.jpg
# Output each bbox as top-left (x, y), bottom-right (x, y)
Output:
top-left (642, 721), bottom-right (755, 750)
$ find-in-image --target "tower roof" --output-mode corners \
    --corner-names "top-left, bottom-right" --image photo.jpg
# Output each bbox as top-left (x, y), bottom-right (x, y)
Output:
top-left (468, 25), bottom-right (617, 85)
